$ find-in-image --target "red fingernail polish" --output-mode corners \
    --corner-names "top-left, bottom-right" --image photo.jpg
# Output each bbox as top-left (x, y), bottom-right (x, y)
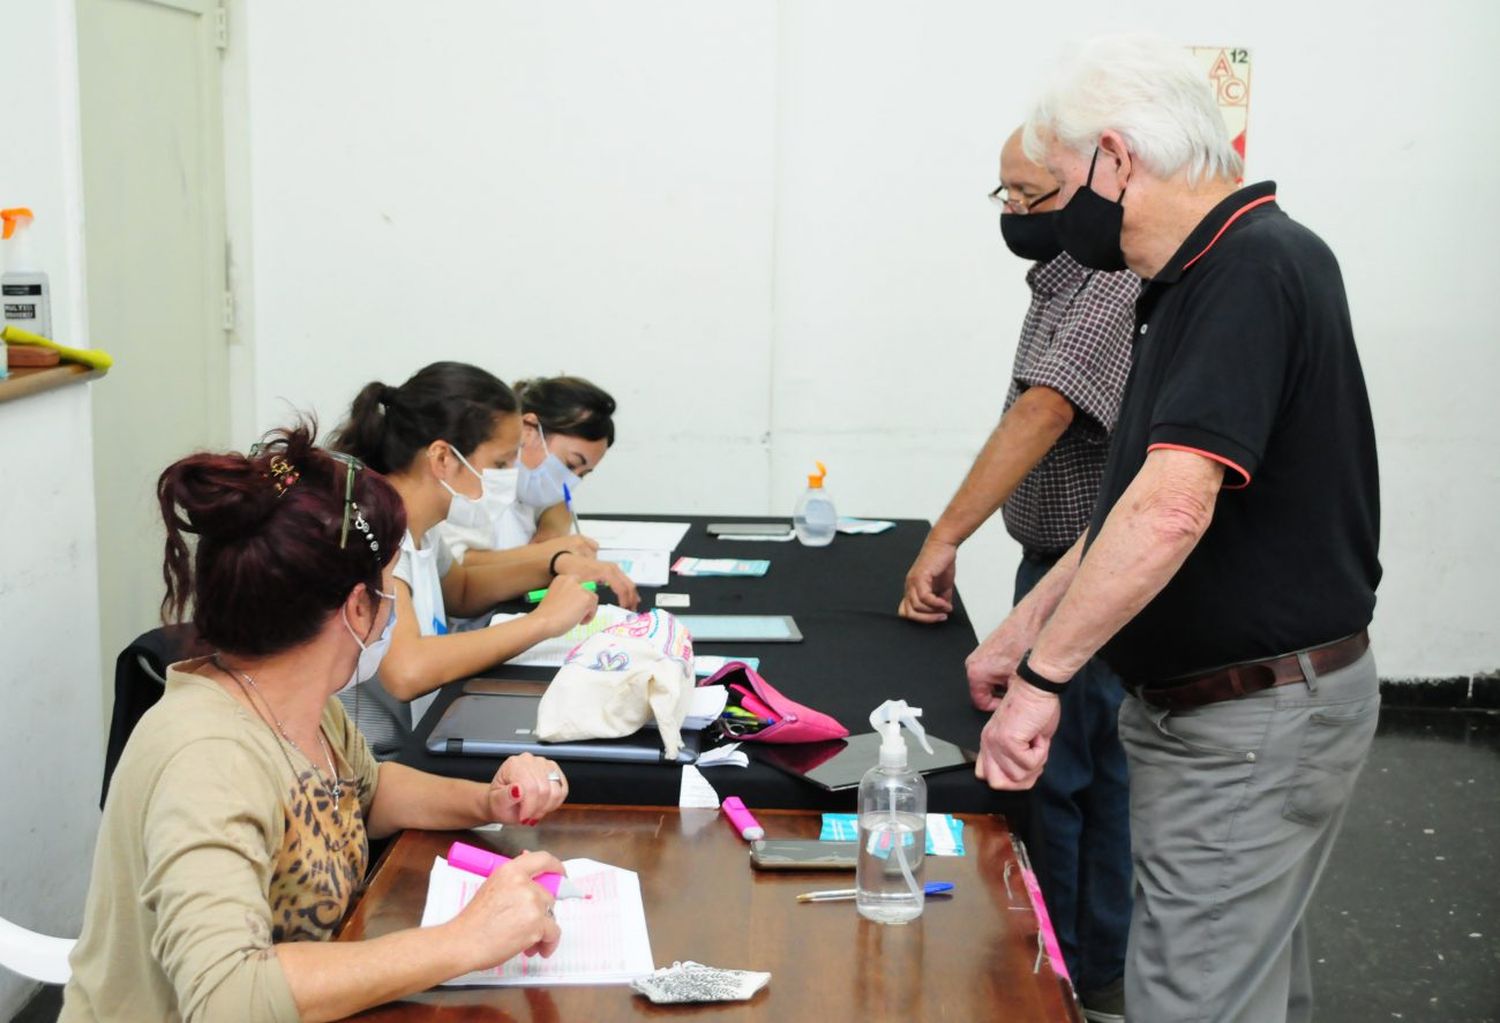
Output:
top-left (511, 785), bottom-right (522, 799)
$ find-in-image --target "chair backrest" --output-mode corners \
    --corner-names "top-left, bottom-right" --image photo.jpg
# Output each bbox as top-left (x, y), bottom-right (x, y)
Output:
top-left (0, 916), bottom-right (76, 985)
top-left (102, 624), bottom-right (210, 808)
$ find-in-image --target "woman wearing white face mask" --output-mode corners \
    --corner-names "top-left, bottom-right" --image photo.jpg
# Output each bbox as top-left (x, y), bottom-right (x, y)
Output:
top-left (331, 362), bottom-right (600, 758)
top-left (64, 425), bottom-right (573, 1023)
top-left (438, 376), bottom-right (638, 609)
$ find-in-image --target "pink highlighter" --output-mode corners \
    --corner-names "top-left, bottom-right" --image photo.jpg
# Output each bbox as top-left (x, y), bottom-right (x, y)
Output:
top-left (446, 840), bottom-right (585, 900)
top-left (722, 797), bottom-right (765, 841)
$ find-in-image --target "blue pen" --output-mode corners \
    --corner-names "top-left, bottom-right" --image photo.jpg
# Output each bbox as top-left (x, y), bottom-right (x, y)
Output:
top-left (563, 482), bottom-right (581, 536)
top-left (796, 882), bottom-right (955, 903)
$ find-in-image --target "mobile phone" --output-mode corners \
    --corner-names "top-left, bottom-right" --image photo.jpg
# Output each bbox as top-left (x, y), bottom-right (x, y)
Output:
top-left (748, 839), bottom-right (858, 871)
top-left (706, 522), bottom-right (794, 538)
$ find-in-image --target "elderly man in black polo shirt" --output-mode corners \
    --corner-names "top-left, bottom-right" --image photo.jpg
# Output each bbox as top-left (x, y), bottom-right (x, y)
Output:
top-left (969, 35), bottom-right (1382, 1023)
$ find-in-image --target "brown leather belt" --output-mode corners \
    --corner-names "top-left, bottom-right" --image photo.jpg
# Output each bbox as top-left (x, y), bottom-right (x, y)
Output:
top-left (1132, 630), bottom-right (1370, 712)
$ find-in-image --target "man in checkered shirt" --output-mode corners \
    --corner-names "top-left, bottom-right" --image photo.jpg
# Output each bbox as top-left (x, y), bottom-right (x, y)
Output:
top-left (899, 127), bottom-right (1138, 1021)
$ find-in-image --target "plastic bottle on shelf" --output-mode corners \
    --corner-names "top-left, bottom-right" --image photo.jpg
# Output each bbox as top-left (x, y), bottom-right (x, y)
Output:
top-left (792, 460), bottom-right (836, 546)
top-left (2, 209), bottom-right (53, 368)
top-left (856, 699), bottom-right (933, 924)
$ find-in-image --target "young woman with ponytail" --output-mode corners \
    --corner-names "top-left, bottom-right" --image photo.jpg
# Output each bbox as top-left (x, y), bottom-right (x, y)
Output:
top-left (330, 361), bottom-right (624, 757)
top-left (63, 424), bottom-right (573, 1023)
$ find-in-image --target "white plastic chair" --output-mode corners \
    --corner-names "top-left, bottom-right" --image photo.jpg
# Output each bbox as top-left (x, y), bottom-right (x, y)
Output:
top-left (0, 916), bottom-right (76, 985)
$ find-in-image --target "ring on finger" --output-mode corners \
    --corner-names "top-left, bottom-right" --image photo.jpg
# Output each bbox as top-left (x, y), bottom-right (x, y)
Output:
top-left (546, 771), bottom-right (563, 786)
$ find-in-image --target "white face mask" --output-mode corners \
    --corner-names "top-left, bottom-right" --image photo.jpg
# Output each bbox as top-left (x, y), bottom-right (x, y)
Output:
top-left (515, 422), bottom-right (583, 510)
top-left (444, 466), bottom-right (518, 537)
top-left (339, 592), bottom-right (396, 694)
top-left (437, 443), bottom-right (486, 515)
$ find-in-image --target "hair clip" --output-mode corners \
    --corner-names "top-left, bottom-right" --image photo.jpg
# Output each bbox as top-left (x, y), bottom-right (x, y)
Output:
top-left (348, 502), bottom-right (381, 559)
top-left (266, 455), bottom-right (300, 497)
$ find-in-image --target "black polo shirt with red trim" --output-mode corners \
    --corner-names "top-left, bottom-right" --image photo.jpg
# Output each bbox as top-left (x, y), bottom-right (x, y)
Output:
top-left (1087, 181), bottom-right (1381, 683)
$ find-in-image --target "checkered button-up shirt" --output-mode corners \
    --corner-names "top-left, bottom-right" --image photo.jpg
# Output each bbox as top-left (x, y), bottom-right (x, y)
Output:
top-left (1000, 252), bottom-right (1140, 554)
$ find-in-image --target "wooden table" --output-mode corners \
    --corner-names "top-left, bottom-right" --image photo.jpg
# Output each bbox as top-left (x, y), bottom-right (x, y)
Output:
top-left (336, 806), bottom-right (1081, 1021)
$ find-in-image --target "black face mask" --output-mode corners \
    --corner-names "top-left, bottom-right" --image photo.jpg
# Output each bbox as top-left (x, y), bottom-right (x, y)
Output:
top-left (1000, 210), bottom-right (1063, 262)
top-left (1056, 147), bottom-right (1128, 272)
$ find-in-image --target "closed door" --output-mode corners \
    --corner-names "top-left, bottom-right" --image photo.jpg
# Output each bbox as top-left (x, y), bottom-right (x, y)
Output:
top-left (77, 0), bottom-right (230, 702)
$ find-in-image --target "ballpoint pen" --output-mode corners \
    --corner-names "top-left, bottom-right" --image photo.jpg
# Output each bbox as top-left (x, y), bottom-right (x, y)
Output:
top-left (525, 580), bottom-right (598, 603)
top-left (563, 482), bottom-right (581, 536)
top-left (796, 882), bottom-right (955, 902)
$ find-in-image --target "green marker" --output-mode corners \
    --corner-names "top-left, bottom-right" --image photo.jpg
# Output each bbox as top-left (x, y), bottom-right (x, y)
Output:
top-left (525, 580), bottom-right (598, 603)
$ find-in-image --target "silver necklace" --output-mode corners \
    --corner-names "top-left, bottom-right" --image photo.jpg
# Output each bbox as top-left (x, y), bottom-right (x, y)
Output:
top-left (214, 655), bottom-right (344, 807)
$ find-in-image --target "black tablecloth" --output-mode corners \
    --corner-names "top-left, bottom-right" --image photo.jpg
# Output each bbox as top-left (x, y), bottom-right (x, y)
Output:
top-left (400, 516), bottom-right (1033, 838)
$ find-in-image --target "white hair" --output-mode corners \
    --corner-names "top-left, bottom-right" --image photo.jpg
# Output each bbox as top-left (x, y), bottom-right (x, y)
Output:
top-left (1023, 34), bottom-right (1243, 186)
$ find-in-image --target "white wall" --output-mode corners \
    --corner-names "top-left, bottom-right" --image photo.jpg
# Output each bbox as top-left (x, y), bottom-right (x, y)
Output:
top-left (231, 0), bottom-right (1500, 679)
top-left (0, 2), bottom-right (101, 1011)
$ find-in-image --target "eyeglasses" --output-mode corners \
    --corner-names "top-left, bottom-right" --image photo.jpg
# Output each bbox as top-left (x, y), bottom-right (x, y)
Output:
top-left (987, 185), bottom-right (1060, 214)
top-left (327, 452), bottom-right (365, 549)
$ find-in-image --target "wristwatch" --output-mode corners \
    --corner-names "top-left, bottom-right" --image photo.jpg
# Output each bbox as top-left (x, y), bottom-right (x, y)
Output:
top-left (1015, 651), bottom-right (1070, 695)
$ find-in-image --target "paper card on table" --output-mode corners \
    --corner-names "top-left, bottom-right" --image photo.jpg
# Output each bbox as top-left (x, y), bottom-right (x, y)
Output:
top-left (598, 548), bottom-right (670, 588)
top-left (488, 605), bottom-right (634, 667)
top-left (671, 557), bottom-right (770, 577)
top-left (578, 519), bottom-right (691, 553)
top-left (678, 764), bottom-right (721, 808)
top-left (422, 856), bottom-right (654, 986)
top-left (692, 655), bottom-right (760, 677)
top-left (818, 813), bottom-right (967, 855)
top-left (714, 531), bottom-right (796, 542)
top-left (655, 592), bottom-right (691, 609)
top-left (836, 517), bottom-right (897, 535)
top-left (695, 742), bottom-right (749, 769)
top-left (682, 686), bottom-right (728, 729)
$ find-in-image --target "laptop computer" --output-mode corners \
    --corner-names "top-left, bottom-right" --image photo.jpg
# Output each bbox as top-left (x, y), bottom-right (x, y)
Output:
top-left (426, 680), bottom-right (702, 765)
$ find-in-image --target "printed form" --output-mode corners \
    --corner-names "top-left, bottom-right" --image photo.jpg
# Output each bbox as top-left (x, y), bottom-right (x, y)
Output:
top-left (421, 856), bottom-right (655, 985)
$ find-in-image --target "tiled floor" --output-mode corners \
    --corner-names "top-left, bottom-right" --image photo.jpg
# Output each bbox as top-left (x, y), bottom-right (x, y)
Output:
top-left (11, 708), bottom-right (1499, 1022)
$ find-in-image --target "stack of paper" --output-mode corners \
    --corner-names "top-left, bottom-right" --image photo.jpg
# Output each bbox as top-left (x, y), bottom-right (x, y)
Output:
top-left (574, 521), bottom-right (691, 589)
top-left (488, 605), bottom-right (634, 667)
top-left (421, 856), bottom-right (655, 986)
top-left (578, 519), bottom-right (691, 553)
top-left (597, 548), bottom-right (670, 587)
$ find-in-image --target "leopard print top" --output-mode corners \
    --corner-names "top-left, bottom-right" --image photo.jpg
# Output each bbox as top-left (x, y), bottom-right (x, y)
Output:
top-left (267, 757), bottom-right (376, 943)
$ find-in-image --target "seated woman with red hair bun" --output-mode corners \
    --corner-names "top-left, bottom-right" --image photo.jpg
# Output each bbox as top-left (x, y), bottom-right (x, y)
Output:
top-left (62, 423), bottom-right (572, 1023)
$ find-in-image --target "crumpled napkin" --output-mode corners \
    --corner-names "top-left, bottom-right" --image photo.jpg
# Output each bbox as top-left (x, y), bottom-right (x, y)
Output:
top-left (630, 960), bottom-right (771, 1004)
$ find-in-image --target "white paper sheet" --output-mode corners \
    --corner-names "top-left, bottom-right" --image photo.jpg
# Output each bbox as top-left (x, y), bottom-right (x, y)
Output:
top-left (421, 856), bottom-right (654, 986)
top-left (487, 605), bottom-right (634, 667)
top-left (578, 519), bottom-right (691, 553)
top-left (678, 764), bottom-right (721, 808)
top-left (597, 548), bottom-right (670, 587)
top-left (695, 742), bottom-right (749, 769)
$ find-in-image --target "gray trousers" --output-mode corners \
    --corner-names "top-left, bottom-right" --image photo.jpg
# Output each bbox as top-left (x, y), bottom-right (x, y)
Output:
top-left (1117, 646), bottom-right (1380, 1022)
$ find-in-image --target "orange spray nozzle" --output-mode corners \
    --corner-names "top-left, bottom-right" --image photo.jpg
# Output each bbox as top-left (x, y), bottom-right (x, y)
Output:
top-left (1, 207), bottom-right (35, 240)
top-left (807, 460), bottom-right (828, 488)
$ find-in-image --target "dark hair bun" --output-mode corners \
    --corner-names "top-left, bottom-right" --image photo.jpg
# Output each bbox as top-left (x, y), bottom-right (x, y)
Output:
top-left (157, 418), bottom-right (408, 657)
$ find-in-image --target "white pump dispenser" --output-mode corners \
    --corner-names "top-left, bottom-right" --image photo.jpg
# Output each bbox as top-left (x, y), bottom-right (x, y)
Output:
top-left (872, 698), bottom-right (935, 768)
top-left (856, 699), bottom-right (934, 923)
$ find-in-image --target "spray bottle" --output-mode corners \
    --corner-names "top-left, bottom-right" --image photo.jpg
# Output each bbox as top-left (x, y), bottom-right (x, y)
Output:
top-left (2, 208), bottom-right (52, 343)
top-left (792, 460), bottom-right (837, 547)
top-left (856, 699), bottom-right (934, 924)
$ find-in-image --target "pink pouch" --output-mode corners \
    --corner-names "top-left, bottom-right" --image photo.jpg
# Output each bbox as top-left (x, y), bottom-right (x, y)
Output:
top-left (699, 661), bottom-right (849, 744)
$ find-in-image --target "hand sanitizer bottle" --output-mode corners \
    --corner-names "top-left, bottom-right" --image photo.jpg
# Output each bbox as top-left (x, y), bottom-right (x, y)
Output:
top-left (2, 208), bottom-right (53, 350)
top-left (856, 699), bottom-right (934, 924)
top-left (792, 460), bottom-right (837, 547)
